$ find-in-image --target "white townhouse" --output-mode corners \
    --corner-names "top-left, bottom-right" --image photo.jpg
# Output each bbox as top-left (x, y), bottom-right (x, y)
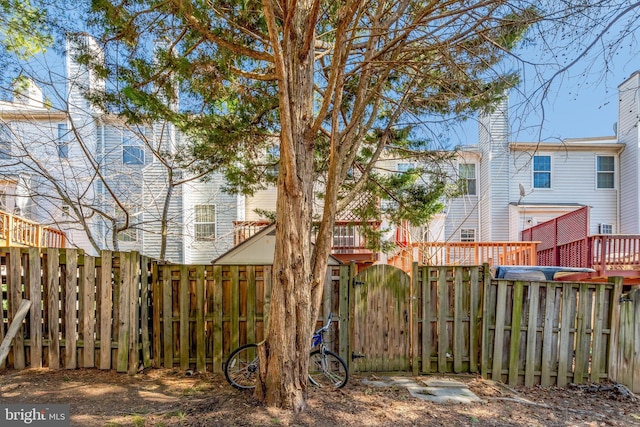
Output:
top-left (476, 97), bottom-right (621, 241)
top-left (391, 72), bottom-right (640, 245)
top-left (241, 70), bottom-right (634, 252)
top-left (0, 35), bottom-right (240, 262)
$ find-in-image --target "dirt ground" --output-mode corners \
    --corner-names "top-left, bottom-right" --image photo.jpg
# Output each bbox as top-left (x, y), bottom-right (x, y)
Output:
top-left (0, 368), bottom-right (639, 427)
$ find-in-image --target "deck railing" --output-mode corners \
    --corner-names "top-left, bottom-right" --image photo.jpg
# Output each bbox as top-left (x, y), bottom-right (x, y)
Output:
top-left (0, 210), bottom-right (65, 248)
top-left (589, 234), bottom-right (640, 274)
top-left (388, 241), bottom-right (539, 271)
top-left (233, 220), bottom-right (376, 260)
top-left (414, 241), bottom-right (539, 266)
top-left (232, 220), bottom-right (272, 245)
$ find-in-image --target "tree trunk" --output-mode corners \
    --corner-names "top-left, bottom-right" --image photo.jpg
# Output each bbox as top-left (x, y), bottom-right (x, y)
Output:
top-left (159, 172), bottom-right (174, 261)
top-left (256, 172), bottom-right (314, 411)
top-left (256, 0), bottom-right (319, 412)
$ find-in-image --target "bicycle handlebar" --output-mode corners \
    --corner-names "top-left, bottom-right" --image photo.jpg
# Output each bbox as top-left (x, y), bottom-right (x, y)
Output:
top-left (315, 312), bottom-right (333, 334)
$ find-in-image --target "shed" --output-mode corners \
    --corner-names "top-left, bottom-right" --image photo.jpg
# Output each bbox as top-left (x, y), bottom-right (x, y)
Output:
top-left (212, 223), bottom-right (342, 266)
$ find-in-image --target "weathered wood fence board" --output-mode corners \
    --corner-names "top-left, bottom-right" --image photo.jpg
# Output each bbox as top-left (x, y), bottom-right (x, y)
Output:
top-left (0, 249), bottom-right (153, 372)
top-left (1, 249), bottom-right (639, 393)
top-left (417, 265), bottom-right (484, 375)
top-left (609, 282), bottom-right (640, 391)
top-left (481, 276), bottom-right (622, 388)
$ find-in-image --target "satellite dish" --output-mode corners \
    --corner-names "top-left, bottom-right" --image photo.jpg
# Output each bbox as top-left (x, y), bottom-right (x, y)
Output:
top-left (519, 183), bottom-right (526, 197)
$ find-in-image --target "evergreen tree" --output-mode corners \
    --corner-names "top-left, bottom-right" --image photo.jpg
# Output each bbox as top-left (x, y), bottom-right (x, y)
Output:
top-left (83, 0), bottom-right (627, 411)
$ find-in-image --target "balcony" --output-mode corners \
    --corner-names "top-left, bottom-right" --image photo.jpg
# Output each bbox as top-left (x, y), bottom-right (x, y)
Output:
top-left (537, 234), bottom-right (640, 283)
top-left (233, 220), bottom-right (272, 246)
top-left (0, 210), bottom-right (65, 248)
top-left (232, 220), bottom-right (377, 265)
top-left (388, 241), bottom-right (539, 272)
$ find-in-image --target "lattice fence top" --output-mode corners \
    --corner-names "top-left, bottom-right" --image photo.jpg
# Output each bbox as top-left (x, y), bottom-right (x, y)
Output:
top-left (336, 191), bottom-right (376, 222)
top-left (522, 206), bottom-right (589, 250)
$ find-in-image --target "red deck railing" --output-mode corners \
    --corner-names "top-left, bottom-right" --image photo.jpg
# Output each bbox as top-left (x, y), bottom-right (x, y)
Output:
top-left (589, 235), bottom-right (640, 275)
top-left (533, 234), bottom-right (640, 281)
top-left (0, 210), bottom-right (66, 248)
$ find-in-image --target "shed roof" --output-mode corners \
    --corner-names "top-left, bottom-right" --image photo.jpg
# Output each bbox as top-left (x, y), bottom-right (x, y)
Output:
top-left (212, 223), bottom-right (342, 266)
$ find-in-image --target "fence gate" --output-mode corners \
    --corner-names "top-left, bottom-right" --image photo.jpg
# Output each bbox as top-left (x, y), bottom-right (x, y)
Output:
top-left (350, 264), bottom-right (411, 372)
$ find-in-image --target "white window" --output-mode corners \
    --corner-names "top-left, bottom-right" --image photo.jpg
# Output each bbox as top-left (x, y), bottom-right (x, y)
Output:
top-left (195, 205), bottom-right (216, 241)
top-left (533, 155), bottom-right (551, 189)
top-left (596, 156), bottom-right (615, 189)
top-left (599, 223), bottom-right (613, 234)
top-left (333, 224), bottom-right (356, 248)
top-left (460, 229), bottom-right (476, 242)
top-left (459, 163), bottom-right (476, 195)
top-left (57, 123), bottom-right (70, 158)
top-left (122, 129), bottom-right (145, 165)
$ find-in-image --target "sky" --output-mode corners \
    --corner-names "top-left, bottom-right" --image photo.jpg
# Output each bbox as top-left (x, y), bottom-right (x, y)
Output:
top-left (455, 55), bottom-right (640, 147)
top-left (5, 3), bottom-right (638, 152)
top-left (456, 9), bottom-right (640, 147)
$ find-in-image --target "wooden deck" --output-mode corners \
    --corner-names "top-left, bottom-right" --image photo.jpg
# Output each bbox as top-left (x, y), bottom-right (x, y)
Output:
top-left (0, 210), bottom-right (65, 248)
top-left (525, 234), bottom-right (640, 283)
top-left (388, 241), bottom-right (539, 272)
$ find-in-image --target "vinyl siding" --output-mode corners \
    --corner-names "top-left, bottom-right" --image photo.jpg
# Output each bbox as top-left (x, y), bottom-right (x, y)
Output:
top-left (617, 73), bottom-right (640, 233)
top-left (478, 97), bottom-right (510, 241)
top-left (245, 187), bottom-right (277, 221)
top-left (141, 163), bottom-right (184, 262)
top-left (444, 195), bottom-right (479, 241)
top-left (182, 174), bottom-right (237, 264)
top-left (509, 148), bottom-right (619, 235)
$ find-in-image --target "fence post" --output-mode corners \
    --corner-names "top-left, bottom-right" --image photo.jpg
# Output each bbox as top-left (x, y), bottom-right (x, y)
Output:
top-left (28, 248), bottom-right (43, 368)
top-left (179, 264), bottom-right (189, 371)
top-left (607, 276), bottom-right (624, 385)
top-left (212, 264), bottom-right (224, 372)
top-left (116, 252), bottom-right (130, 373)
top-left (140, 255), bottom-right (152, 370)
top-left (99, 251), bottom-right (113, 370)
top-left (411, 262), bottom-right (419, 376)
top-left (342, 263), bottom-right (352, 372)
top-left (64, 249), bottom-right (78, 369)
top-left (7, 247), bottom-right (25, 369)
top-left (469, 265), bottom-right (481, 373)
top-left (196, 265), bottom-right (206, 372)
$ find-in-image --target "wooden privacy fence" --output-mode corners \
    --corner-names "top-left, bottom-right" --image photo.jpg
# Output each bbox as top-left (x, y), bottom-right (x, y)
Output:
top-left (0, 248), bottom-right (151, 373)
top-left (414, 265), bottom-right (487, 376)
top-left (481, 276), bottom-right (622, 388)
top-left (1, 248), bottom-right (638, 392)
top-left (611, 286), bottom-right (640, 392)
top-left (0, 248), bottom-right (342, 373)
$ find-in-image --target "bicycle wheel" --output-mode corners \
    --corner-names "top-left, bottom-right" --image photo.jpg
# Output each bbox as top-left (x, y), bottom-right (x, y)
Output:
top-left (308, 349), bottom-right (348, 389)
top-left (224, 343), bottom-right (259, 390)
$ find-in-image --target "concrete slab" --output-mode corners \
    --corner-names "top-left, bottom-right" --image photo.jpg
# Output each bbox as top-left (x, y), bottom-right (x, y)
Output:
top-left (361, 376), bottom-right (483, 404)
top-left (422, 379), bottom-right (467, 388)
top-left (409, 386), bottom-right (484, 404)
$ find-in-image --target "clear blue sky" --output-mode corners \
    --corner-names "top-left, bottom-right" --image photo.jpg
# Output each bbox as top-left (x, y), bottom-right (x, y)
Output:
top-left (455, 56), bottom-right (639, 147)
top-left (456, 12), bottom-right (640, 147)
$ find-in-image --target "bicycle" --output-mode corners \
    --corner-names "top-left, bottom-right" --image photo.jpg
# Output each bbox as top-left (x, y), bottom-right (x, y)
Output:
top-left (224, 312), bottom-right (348, 390)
